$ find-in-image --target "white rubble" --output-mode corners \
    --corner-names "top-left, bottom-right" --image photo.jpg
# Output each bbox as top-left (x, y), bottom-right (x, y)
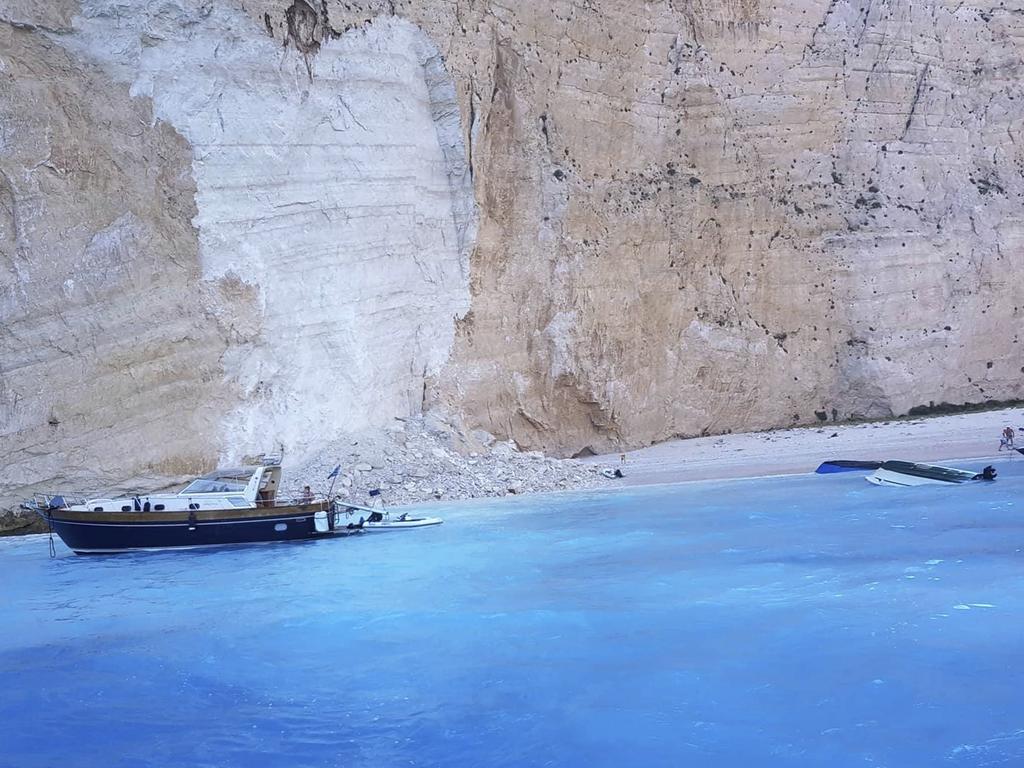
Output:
top-left (286, 412), bottom-right (615, 507)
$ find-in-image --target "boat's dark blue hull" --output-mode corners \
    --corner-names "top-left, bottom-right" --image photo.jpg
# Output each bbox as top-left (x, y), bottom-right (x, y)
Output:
top-left (45, 506), bottom-right (356, 554)
top-left (815, 459), bottom-right (883, 474)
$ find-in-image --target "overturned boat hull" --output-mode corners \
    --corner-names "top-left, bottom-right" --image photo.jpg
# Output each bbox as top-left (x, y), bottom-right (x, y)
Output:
top-left (866, 461), bottom-right (985, 487)
top-left (815, 460), bottom-right (883, 474)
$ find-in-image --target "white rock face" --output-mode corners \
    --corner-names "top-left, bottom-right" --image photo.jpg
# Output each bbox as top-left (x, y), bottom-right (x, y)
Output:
top-left (0, 1), bottom-right (475, 510)
top-left (66, 1), bottom-right (474, 462)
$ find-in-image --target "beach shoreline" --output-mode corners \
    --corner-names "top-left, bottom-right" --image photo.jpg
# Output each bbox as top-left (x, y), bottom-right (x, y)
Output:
top-left (582, 407), bottom-right (1023, 487)
top-left (4, 407), bottom-right (1021, 535)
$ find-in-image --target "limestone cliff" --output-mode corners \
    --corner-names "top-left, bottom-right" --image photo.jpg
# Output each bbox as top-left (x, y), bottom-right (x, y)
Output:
top-left (1, 0), bottom-right (1022, 510)
top-left (361, 0), bottom-right (1023, 454)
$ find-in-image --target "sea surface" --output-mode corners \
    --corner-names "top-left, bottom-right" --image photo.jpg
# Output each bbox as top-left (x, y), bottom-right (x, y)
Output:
top-left (3, 459), bottom-right (1023, 767)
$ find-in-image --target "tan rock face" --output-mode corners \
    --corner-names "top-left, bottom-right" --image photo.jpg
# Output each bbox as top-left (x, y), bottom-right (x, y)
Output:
top-left (0, 19), bottom-right (235, 504)
top-left (1, 0), bottom-right (1023, 509)
top-left (423, 0), bottom-right (1024, 456)
top-left (307, 0), bottom-right (1024, 455)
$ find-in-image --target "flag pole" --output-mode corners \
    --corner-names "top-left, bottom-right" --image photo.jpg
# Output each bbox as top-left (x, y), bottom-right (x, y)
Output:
top-left (326, 463), bottom-right (341, 500)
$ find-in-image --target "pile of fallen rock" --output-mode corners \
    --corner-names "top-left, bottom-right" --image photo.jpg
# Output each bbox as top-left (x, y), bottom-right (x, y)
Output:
top-left (287, 411), bottom-right (614, 507)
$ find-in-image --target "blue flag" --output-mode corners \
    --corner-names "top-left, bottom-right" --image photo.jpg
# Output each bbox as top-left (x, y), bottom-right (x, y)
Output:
top-left (327, 465), bottom-right (341, 480)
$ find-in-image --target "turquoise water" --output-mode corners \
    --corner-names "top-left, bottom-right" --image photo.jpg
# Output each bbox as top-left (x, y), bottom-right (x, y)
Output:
top-left (3, 460), bottom-right (1023, 767)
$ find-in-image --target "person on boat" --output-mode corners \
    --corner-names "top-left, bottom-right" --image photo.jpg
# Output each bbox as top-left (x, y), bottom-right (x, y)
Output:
top-left (973, 466), bottom-right (998, 481)
top-left (299, 485), bottom-right (314, 504)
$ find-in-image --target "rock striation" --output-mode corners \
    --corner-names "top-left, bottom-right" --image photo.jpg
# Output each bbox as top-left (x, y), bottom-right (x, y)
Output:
top-left (1, 0), bottom-right (1023, 516)
top-left (1, 1), bottom-right (475, 512)
top-left (358, 0), bottom-right (1024, 455)
top-left (0, 10), bottom-right (229, 506)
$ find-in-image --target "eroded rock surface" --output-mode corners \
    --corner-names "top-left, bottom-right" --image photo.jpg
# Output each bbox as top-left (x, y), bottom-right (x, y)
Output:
top-left (338, 0), bottom-right (1023, 455)
top-left (1, 0), bottom-right (1023, 515)
top-left (64, 1), bottom-right (475, 458)
top-left (1, 1), bottom-right (474, 512)
top-left (0, 16), bottom-right (229, 508)
top-left (244, 0), bottom-right (1024, 455)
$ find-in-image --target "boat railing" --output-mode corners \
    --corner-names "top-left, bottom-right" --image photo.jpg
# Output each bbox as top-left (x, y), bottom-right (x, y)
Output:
top-left (256, 495), bottom-right (329, 509)
top-left (23, 493), bottom-right (89, 512)
top-left (25, 492), bottom-right (333, 514)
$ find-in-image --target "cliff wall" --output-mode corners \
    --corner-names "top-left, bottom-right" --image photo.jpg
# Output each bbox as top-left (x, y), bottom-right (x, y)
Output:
top-left (341, 0), bottom-right (1022, 454)
top-left (1, 0), bottom-right (1022, 507)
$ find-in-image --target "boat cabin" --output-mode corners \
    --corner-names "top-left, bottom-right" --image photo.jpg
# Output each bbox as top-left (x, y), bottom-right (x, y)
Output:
top-left (178, 466), bottom-right (283, 505)
top-left (74, 464), bottom-right (287, 513)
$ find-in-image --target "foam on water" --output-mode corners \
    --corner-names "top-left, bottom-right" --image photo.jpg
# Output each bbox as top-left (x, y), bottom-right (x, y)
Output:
top-left (2, 458), bottom-right (1023, 767)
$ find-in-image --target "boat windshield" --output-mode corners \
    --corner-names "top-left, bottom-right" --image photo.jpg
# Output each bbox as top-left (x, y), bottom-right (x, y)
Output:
top-left (180, 468), bottom-right (256, 495)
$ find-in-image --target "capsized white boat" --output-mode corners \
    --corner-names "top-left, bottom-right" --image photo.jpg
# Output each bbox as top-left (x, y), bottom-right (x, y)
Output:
top-left (866, 460), bottom-right (996, 487)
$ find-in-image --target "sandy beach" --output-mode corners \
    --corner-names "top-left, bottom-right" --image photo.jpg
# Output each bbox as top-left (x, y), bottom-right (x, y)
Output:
top-left (583, 407), bottom-right (1024, 486)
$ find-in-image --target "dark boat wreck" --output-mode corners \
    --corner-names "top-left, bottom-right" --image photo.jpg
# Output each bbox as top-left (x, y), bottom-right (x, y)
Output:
top-left (24, 462), bottom-right (366, 555)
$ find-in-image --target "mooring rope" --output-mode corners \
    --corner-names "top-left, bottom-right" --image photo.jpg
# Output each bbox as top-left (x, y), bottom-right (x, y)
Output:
top-left (46, 512), bottom-right (55, 559)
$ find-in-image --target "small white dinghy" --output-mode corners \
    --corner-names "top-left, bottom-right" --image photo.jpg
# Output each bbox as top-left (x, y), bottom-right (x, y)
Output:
top-left (362, 512), bottom-right (443, 531)
top-left (334, 499), bottom-right (443, 531)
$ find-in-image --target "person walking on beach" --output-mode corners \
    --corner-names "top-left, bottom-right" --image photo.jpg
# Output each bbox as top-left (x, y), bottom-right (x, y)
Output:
top-left (999, 426), bottom-right (1015, 451)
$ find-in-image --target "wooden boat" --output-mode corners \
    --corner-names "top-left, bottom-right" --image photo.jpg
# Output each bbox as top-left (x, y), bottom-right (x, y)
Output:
top-left (25, 463), bottom-right (366, 555)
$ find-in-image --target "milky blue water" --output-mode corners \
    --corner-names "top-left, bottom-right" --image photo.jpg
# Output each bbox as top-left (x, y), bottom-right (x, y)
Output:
top-left (3, 459), bottom-right (1024, 767)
